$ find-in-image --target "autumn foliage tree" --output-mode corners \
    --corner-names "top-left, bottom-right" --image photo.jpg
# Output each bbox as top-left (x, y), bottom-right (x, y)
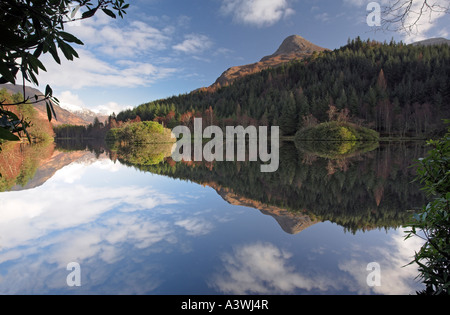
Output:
top-left (0, 0), bottom-right (129, 142)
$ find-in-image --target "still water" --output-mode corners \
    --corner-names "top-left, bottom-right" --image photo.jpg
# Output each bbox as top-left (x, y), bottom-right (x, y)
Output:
top-left (0, 140), bottom-right (427, 295)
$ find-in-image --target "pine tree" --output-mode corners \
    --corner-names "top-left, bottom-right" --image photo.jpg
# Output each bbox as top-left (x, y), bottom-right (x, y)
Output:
top-left (279, 92), bottom-right (298, 136)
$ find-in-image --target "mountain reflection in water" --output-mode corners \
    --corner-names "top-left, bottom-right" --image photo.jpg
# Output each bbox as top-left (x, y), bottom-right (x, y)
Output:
top-left (112, 140), bottom-right (427, 233)
top-left (0, 139), bottom-right (428, 295)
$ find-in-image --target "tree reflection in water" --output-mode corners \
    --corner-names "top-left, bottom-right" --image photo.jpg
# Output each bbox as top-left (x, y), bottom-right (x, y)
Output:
top-left (118, 140), bottom-right (427, 234)
top-left (1, 139), bottom-right (427, 234)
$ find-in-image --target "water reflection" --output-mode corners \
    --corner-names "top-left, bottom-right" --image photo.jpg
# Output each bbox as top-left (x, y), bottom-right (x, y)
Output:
top-left (209, 242), bottom-right (335, 294)
top-left (110, 142), bottom-right (175, 166)
top-left (0, 140), bottom-right (427, 294)
top-left (121, 141), bottom-right (428, 233)
top-left (0, 160), bottom-right (183, 293)
top-left (337, 228), bottom-right (425, 295)
top-left (175, 217), bottom-right (214, 236)
top-left (208, 227), bottom-right (424, 295)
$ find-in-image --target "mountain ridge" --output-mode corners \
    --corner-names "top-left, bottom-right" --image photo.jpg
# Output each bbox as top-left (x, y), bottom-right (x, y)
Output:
top-left (205, 35), bottom-right (450, 92)
top-left (411, 37), bottom-right (450, 46)
top-left (0, 84), bottom-right (106, 126)
top-left (204, 35), bottom-right (329, 91)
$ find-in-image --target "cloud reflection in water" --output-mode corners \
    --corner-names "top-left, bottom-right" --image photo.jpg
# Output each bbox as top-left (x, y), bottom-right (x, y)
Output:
top-left (0, 155), bottom-right (425, 295)
top-left (0, 160), bottom-right (190, 294)
top-left (209, 234), bottom-right (424, 295)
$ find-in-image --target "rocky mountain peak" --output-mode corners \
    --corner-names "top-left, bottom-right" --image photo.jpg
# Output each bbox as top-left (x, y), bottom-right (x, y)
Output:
top-left (205, 35), bottom-right (328, 91)
top-left (273, 35), bottom-right (325, 56)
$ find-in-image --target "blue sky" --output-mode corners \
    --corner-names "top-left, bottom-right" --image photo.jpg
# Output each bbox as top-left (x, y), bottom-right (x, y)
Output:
top-left (35, 0), bottom-right (450, 115)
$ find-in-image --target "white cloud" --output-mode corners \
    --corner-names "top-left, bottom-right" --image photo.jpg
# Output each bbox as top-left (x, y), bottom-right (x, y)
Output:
top-left (38, 49), bottom-right (177, 90)
top-left (93, 101), bottom-right (133, 116)
top-left (56, 91), bottom-right (132, 116)
top-left (34, 13), bottom-right (180, 91)
top-left (96, 21), bottom-right (169, 57)
top-left (343, 0), bottom-right (374, 7)
top-left (58, 90), bottom-right (87, 112)
top-left (221, 0), bottom-right (295, 27)
top-left (67, 15), bottom-right (171, 58)
top-left (315, 12), bottom-right (330, 22)
top-left (213, 47), bottom-right (234, 56)
top-left (173, 34), bottom-right (213, 54)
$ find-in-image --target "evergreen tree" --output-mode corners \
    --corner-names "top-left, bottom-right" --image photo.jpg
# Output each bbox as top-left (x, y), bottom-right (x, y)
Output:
top-left (279, 92), bottom-right (298, 136)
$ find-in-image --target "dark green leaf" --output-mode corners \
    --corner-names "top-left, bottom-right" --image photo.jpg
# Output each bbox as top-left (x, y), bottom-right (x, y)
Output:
top-left (49, 100), bottom-right (57, 121)
top-left (59, 31), bottom-right (84, 45)
top-left (46, 101), bottom-right (53, 122)
top-left (102, 9), bottom-right (116, 19)
top-left (82, 8), bottom-right (97, 19)
top-left (45, 85), bottom-right (53, 97)
top-left (0, 127), bottom-right (20, 141)
top-left (57, 39), bottom-right (79, 61)
top-left (4, 111), bottom-right (20, 121)
top-left (0, 62), bottom-right (16, 84)
top-left (23, 127), bottom-right (31, 143)
top-left (34, 43), bottom-right (44, 58)
top-left (27, 69), bottom-right (39, 86)
top-left (48, 40), bottom-right (61, 64)
top-left (0, 30), bottom-right (27, 48)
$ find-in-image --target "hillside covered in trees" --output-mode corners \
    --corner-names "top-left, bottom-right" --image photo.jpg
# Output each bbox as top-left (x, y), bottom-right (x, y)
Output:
top-left (0, 88), bottom-right (54, 142)
top-left (115, 38), bottom-right (449, 138)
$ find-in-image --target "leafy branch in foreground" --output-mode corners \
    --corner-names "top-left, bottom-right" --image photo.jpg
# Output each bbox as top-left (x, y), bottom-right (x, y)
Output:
top-left (0, 0), bottom-right (129, 142)
top-left (405, 120), bottom-right (450, 295)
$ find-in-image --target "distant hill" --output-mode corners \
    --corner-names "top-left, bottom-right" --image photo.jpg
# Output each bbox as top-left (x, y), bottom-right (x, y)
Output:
top-left (411, 37), bottom-right (450, 46)
top-left (58, 102), bottom-right (109, 125)
top-left (0, 84), bottom-right (94, 126)
top-left (205, 35), bottom-right (329, 91)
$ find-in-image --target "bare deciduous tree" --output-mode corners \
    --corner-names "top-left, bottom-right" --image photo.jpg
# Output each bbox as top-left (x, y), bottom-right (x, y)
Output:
top-left (380, 0), bottom-right (450, 34)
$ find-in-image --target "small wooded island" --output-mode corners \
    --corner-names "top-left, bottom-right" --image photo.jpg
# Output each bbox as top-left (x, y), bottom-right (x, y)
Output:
top-left (106, 121), bottom-right (176, 145)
